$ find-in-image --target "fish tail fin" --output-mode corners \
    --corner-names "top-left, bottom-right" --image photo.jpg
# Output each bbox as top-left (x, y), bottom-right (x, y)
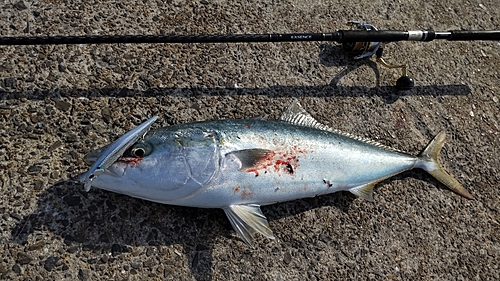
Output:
top-left (417, 131), bottom-right (474, 200)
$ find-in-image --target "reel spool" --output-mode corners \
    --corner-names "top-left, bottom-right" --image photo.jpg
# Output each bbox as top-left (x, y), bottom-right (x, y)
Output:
top-left (342, 22), bottom-right (414, 90)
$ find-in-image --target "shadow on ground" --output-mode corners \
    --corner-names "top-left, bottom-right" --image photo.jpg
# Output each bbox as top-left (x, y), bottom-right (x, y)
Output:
top-left (1, 45), bottom-right (471, 103)
top-left (1, 83), bottom-right (471, 104)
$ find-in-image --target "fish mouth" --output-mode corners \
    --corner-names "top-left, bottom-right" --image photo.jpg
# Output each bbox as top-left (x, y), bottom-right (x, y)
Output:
top-left (80, 159), bottom-right (128, 178)
top-left (84, 145), bottom-right (144, 164)
top-left (84, 144), bottom-right (141, 176)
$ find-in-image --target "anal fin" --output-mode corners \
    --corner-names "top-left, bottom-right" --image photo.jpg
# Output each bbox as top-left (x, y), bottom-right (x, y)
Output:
top-left (349, 182), bottom-right (376, 202)
top-left (223, 204), bottom-right (275, 247)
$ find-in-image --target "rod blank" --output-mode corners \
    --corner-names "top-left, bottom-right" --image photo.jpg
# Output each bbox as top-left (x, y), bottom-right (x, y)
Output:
top-left (0, 29), bottom-right (499, 45)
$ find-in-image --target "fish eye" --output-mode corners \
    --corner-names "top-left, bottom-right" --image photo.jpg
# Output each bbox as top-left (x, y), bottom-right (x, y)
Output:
top-left (131, 147), bottom-right (145, 157)
top-left (129, 142), bottom-right (152, 158)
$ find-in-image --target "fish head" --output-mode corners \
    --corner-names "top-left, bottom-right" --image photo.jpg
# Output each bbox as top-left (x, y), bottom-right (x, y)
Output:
top-left (78, 116), bottom-right (159, 192)
top-left (81, 128), bottom-right (221, 204)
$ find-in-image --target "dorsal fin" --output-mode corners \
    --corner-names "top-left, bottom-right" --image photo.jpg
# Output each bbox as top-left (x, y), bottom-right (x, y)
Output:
top-left (280, 100), bottom-right (330, 130)
top-left (280, 100), bottom-right (404, 153)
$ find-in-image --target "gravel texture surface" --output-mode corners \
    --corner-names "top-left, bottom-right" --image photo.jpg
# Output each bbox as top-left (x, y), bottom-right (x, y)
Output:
top-left (1, 0), bottom-right (499, 280)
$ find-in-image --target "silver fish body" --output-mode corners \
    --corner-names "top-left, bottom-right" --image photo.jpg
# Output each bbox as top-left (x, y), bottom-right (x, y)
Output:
top-left (84, 102), bottom-right (473, 246)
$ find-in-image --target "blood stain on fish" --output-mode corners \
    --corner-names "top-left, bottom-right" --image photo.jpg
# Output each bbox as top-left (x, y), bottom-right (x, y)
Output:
top-left (120, 157), bottom-right (143, 167)
top-left (245, 146), bottom-right (307, 176)
top-left (233, 186), bottom-right (240, 193)
top-left (241, 189), bottom-right (254, 199)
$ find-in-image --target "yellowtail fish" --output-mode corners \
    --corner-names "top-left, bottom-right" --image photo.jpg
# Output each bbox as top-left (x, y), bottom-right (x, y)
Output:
top-left (81, 102), bottom-right (473, 247)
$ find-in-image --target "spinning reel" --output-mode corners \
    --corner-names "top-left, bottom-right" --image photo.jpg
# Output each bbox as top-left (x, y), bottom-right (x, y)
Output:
top-left (342, 22), bottom-right (413, 90)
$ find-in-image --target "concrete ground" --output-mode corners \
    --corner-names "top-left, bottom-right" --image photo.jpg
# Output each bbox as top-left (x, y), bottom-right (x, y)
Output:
top-left (1, 0), bottom-right (499, 280)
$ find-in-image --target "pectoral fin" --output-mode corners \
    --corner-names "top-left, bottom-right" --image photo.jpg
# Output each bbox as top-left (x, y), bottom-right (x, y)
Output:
top-left (223, 204), bottom-right (275, 247)
top-left (228, 149), bottom-right (275, 171)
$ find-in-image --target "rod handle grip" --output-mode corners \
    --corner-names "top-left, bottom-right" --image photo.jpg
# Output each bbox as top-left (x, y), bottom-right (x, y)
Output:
top-left (449, 30), bottom-right (500, 41)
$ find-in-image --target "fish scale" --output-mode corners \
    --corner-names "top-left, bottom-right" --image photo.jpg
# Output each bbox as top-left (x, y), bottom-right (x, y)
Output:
top-left (80, 101), bottom-right (473, 247)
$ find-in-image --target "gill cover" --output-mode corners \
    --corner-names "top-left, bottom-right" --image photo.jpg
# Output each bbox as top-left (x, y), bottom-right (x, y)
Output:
top-left (153, 128), bottom-right (221, 200)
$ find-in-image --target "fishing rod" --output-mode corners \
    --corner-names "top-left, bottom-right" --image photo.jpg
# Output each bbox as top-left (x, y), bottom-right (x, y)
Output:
top-left (1, 22), bottom-right (499, 90)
